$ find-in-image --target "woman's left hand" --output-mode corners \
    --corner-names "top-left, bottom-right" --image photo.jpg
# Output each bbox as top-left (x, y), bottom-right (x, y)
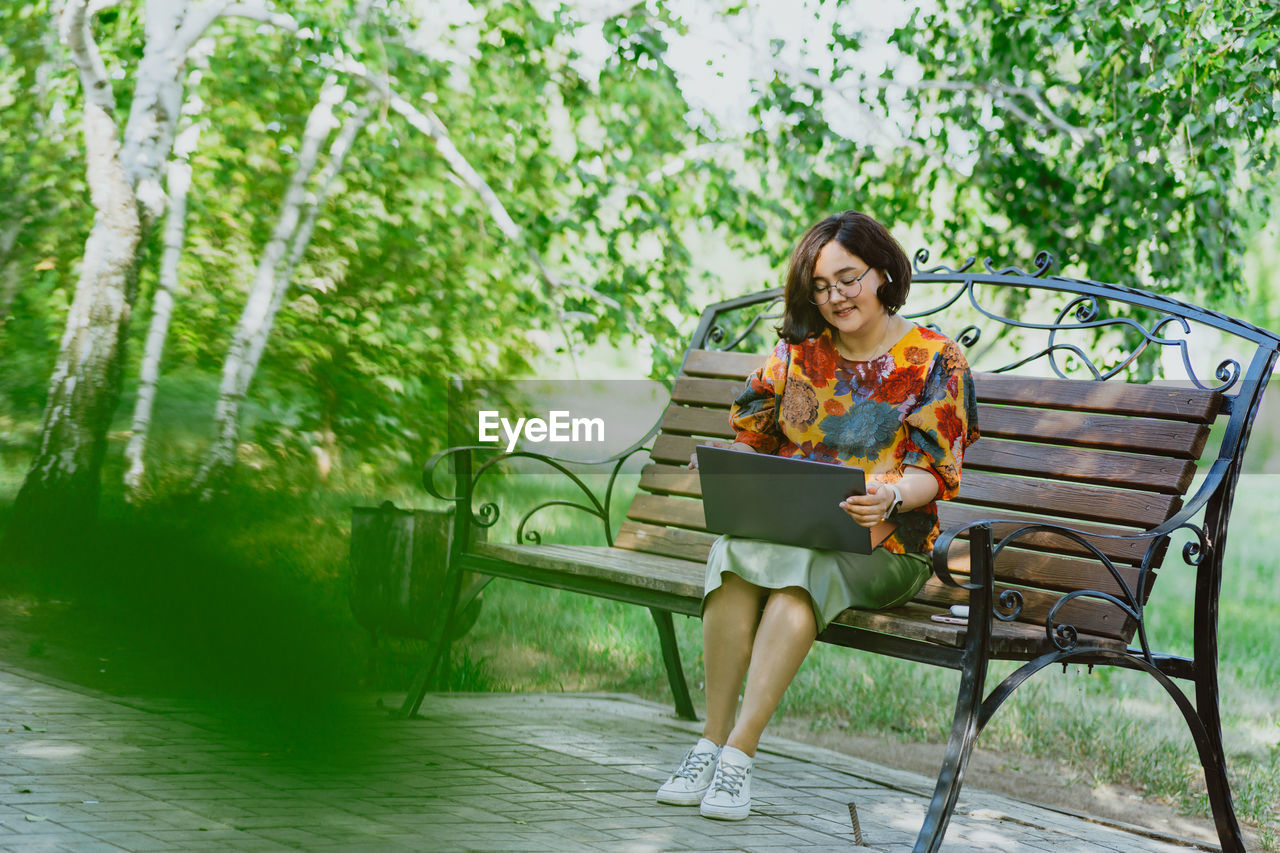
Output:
top-left (839, 482), bottom-right (896, 529)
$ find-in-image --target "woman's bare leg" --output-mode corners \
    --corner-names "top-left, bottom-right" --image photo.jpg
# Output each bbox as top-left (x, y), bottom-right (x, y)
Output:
top-left (701, 572), bottom-right (766, 745)
top-left (724, 586), bottom-right (818, 756)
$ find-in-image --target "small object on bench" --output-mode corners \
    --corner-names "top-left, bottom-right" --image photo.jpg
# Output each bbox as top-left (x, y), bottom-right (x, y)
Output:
top-left (415, 250), bottom-right (1279, 853)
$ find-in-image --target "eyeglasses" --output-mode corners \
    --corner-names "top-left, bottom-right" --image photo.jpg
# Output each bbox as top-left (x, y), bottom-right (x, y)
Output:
top-left (809, 267), bottom-right (875, 305)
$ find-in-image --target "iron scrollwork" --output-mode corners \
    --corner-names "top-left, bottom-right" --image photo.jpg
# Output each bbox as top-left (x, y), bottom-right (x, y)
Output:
top-left (903, 249), bottom-right (1246, 392)
top-left (984, 512), bottom-right (1212, 662)
top-left (421, 429), bottom-right (659, 548)
top-left (707, 296), bottom-right (784, 353)
top-left (995, 589), bottom-right (1023, 622)
top-left (913, 248), bottom-right (977, 275)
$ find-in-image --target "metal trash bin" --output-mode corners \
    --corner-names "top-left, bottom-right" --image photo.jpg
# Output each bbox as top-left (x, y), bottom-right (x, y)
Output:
top-left (348, 502), bottom-right (455, 640)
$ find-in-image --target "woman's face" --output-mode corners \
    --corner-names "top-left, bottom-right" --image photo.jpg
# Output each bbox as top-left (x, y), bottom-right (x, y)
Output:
top-left (812, 240), bottom-right (888, 339)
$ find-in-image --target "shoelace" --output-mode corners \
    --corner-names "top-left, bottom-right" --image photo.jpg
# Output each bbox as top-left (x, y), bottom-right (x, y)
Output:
top-left (673, 748), bottom-right (716, 781)
top-left (709, 760), bottom-right (749, 797)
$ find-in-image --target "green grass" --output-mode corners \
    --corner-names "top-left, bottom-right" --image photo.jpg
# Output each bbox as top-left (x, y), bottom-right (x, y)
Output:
top-left (453, 471), bottom-right (1280, 848)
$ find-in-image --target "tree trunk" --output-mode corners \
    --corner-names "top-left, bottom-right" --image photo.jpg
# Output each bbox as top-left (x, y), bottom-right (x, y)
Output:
top-left (123, 120), bottom-right (203, 501)
top-left (190, 80), bottom-right (367, 497)
top-left (5, 0), bottom-right (226, 554)
top-left (7, 96), bottom-right (141, 544)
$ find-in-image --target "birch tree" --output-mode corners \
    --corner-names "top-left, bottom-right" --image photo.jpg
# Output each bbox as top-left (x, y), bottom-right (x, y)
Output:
top-left (190, 79), bottom-right (370, 496)
top-left (122, 116), bottom-right (204, 501)
top-left (5, 0), bottom-right (293, 547)
top-left (7, 0), bottom-right (145, 538)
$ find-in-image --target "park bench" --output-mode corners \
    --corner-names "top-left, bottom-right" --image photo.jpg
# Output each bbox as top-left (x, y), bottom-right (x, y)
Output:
top-left (407, 251), bottom-right (1279, 853)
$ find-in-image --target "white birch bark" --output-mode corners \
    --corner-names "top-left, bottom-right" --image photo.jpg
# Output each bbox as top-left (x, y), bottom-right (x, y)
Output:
top-left (242, 101), bottom-right (373, 383)
top-left (190, 79), bottom-right (361, 496)
top-left (121, 0), bottom-right (296, 225)
top-left (10, 0), bottom-right (143, 531)
top-left (8, 0), bottom-right (295, 538)
top-left (123, 118), bottom-right (204, 500)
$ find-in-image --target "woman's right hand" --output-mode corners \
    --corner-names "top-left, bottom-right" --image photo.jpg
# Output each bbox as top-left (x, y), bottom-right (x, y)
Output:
top-left (689, 440), bottom-right (756, 468)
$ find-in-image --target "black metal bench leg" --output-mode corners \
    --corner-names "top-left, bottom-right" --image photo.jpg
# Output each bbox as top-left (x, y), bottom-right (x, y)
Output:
top-left (649, 608), bottom-right (698, 721)
top-left (397, 647), bottom-right (444, 719)
top-left (395, 553), bottom-right (468, 720)
top-left (913, 653), bottom-right (989, 853)
top-left (1194, 649), bottom-right (1246, 850)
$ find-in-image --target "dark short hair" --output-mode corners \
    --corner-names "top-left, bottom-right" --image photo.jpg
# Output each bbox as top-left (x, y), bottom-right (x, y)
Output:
top-left (778, 210), bottom-right (912, 344)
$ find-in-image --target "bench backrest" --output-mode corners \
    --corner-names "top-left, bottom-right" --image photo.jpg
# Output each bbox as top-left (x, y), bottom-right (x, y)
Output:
top-left (616, 349), bottom-right (1221, 644)
top-left (614, 257), bottom-right (1280, 647)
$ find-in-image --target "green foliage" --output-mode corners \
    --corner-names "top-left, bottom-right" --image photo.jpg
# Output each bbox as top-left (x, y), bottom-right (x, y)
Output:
top-left (0, 1), bottom-right (89, 416)
top-left (891, 0), bottom-right (1280, 305)
top-left (6, 0), bottom-right (1280, 501)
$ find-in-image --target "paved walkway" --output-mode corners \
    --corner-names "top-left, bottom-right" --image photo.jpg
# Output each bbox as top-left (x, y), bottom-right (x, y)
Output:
top-left (0, 665), bottom-right (1216, 852)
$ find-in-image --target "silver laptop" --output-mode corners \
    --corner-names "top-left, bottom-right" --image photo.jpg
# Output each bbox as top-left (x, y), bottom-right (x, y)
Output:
top-left (695, 445), bottom-right (870, 554)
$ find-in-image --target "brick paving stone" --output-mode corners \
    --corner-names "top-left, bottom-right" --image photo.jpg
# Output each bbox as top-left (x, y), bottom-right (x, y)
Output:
top-left (80, 831), bottom-right (181, 851)
top-left (0, 837), bottom-right (77, 853)
top-left (0, 666), bottom-right (1219, 853)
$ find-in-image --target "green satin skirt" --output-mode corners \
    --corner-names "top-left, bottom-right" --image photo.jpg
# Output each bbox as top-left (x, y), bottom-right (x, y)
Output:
top-left (703, 535), bottom-right (931, 633)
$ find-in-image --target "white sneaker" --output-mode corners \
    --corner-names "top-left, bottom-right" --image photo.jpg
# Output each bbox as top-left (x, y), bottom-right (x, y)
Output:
top-left (657, 738), bottom-right (721, 805)
top-left (699, 745), bottom-right (753, 820)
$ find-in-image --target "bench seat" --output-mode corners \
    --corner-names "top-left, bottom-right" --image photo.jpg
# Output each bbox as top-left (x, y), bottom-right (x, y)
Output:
top-left (468, 541), bottom-right (1128, 659)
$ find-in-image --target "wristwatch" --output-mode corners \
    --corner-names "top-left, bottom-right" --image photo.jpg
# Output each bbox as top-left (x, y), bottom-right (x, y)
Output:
top-left (884, 482), bottom-right (904, 520)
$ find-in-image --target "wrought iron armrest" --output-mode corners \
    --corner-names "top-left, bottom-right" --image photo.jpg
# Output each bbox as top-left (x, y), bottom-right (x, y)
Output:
top-left (421, 421), bottom-right (661, 547)
top-left (1139, 457), bottom-right (1231, 543)
top-left (930, 519), bottom-right (1025, 624)
top-left (929, 458), bottom-right (1232, 656)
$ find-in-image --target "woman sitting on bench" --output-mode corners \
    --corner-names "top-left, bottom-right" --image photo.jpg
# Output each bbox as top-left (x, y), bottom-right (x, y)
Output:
top-left (657, 209), bottom-right (979, 821)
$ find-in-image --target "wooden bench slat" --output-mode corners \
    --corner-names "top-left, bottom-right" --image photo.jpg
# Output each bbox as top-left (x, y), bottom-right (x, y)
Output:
top-left (656, 401), bottom-right (1212, 462)
top-left (652, 433), bottom-right (712, 465)
top-left (628, 486), bottom-right (1160, 564)
top-left (940, 542), bottom-right (1151, 602)
top-left (956, 471), bottom-right (1178, 529)
top-left (615, 520), bottom-right (718, 562)
top-left (976, 404), bottom-right (1210, 459)
top-left (653, 423), bottom-right (1197, 495)
top-left (827, 603), bottom-right (1128, 655)
top-left (672, 376), bottom-right (741, 408)
top-left (616, 520), bottom-right (1150, 601)
top-left (473, 541), bottom-right (705, 598)
top-left (638, 462), bottom-right (703, 496)
top-left (626, 492), bottom-right (708, 530)
top-left (937, 503), bottom-right (1154, 564)
top-left (914, 576), bottom-right (1133, 640)
top-left (671, 362), bottom-right (1223, 426)
top-left (660, 405), bottom-right (734, 438)
top-left (637, 463), bottom-right (1178, 530)
top-left (682, 348), bottom-right (767, 378)
top-left (964, 438), bottom-right (1197, 494)
top-left (973, 373), bottom-right (1222, 422)
top-left (475, 541), bottom-right (1134, 641)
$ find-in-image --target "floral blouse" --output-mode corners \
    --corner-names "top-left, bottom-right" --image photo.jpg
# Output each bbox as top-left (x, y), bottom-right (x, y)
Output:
top-left (730, 325), bottom-right (980, 554)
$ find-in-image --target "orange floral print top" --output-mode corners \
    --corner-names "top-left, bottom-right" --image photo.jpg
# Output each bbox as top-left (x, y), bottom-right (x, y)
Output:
top-left (730, 325), bottom-right (980, 554)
